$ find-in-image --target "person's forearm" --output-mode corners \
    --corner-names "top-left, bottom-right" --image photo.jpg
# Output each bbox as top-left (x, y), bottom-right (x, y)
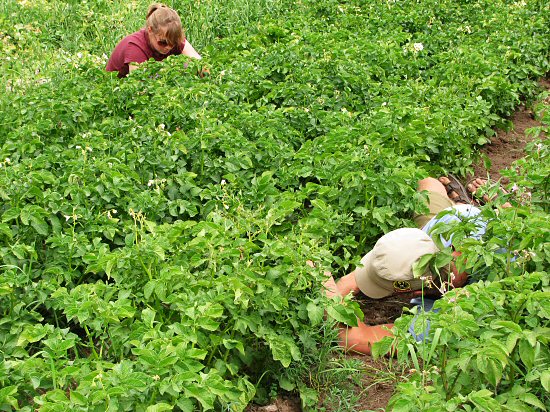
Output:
top-left (182, 40), bottom-right (202, 59)
top-left (339, 323), bottom-right (394, 355)
top-left (336, 272), bottom-right (361, 296)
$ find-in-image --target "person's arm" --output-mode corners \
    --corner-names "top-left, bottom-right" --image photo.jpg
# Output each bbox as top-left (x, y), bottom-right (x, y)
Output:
top-left (323, 274), bottom-right (394, 355)
top-left (339, 322), bottom-right (394, 355)
top-left (182, 40), bottom-right (202, 59)
top-left (124, 44), bottom-right (148, 75)
top-left (335, 271), bottom-right (362, 296)
top-left (450, 250), bottom-right (468, 288)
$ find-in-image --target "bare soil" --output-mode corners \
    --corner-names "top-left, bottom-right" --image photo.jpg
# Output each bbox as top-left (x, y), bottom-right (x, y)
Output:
top-left (319, 356), bottom-right (407, 412)
top-left (469, 78), bottom-right (550, 184)
top-left (246, 78), bottom-right (548, 412)
top-left (357, 292), bottom-right (416, 326)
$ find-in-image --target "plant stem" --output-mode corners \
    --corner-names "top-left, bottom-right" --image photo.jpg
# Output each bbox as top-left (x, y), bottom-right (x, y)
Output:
top-left (441, 346), bottom-right (449, 400)
top-left (84, 325), bottom-right (98, 359)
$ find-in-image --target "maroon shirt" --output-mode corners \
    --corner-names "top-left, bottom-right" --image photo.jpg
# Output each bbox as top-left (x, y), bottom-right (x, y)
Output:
top-left (106, 29), bottom-right (185, 77)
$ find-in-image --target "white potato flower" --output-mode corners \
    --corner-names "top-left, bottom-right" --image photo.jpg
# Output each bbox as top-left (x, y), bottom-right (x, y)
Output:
top-left (413, 43), bottom-right (424, 52)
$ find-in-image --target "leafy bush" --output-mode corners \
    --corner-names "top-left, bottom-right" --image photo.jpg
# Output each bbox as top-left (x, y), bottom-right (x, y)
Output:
top-left (386, 273), bottom-right (550, 411)
top-left (0, 0), bottom-right (549, 409)
top-left (380, 94), bottom-right (550, 411)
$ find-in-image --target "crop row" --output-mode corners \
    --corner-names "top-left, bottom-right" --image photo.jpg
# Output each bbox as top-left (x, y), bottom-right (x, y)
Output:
top-left (0, 0), bottom-right (549, 410)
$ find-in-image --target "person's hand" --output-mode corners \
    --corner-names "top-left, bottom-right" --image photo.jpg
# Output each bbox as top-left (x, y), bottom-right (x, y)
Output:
top-left (450, 250), bottom-right (468, 288)
top-left (306, 260), bottom-right (333, 277)
top-left (197, 66), bottom-right (210, 78)
top-left (323, 276), bottom-right (341, 299)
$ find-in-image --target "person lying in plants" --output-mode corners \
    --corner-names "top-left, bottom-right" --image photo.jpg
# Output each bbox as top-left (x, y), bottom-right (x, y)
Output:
top-left (321, 175), bottom-right (511, 355)
top-left (106, 3), bottom-right (204, 78)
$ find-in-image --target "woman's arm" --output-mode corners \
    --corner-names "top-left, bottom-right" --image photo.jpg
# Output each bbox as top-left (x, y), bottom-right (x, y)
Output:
top-left (182, 40), bottom-right (202, 59)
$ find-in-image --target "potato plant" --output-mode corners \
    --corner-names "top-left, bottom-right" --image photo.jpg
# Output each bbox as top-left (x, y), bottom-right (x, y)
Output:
top-left (0, 0), bottom-right (549, 410)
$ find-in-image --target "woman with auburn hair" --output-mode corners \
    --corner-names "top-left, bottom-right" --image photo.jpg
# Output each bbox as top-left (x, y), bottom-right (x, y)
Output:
top-left (106, 3), bottom-right (202, 78)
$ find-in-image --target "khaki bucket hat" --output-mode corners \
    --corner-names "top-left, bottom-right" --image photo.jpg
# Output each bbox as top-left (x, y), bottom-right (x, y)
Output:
top-left (355, 228), bottom-right (440, 299)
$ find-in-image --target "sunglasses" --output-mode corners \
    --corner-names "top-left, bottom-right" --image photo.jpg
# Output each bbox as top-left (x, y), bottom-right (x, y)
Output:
top-left (153, 31), bottom-right (172, 48)
top-left (157, 39), bottom-right (171, 47)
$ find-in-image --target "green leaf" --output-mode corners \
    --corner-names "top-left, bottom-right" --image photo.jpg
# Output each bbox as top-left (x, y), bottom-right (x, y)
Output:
top-left (265, 333), bottom-right (301, 367)
top-left (176, 398), bottom-right (195, 412)
top-left (2, 208), bottom-right (20, 222)
top-left (390, 398), bottom-right (415, 412)
top-left (49, 214), bottom-right (62, 234)
top-left (519, 393), bottom-right (547, 410)
top-left (457, 352), bottom-right (473, 372)
top-left (504, 333), bottom-right (521, 355)
top-left (222, 339), bottom-right (245, 356)
top-left (519, 339), bottom-right (535, 369)
top-left (19, 207), bottom-right (31, 225)
top-left (434, 249), bottom-right (453, 269)
top-left (541, 370), bottom-right (550, 392)
top-left (184, 385), bottom-right (215, 410)
top-left (44, 389), bottom-right (69, 402)
top-left (202, 304), bottom-right (224, 318)
top-left (144, 280), bottom-right (157, 300)
top-left (372, 336), bottom-right (394, 360)
top-left (503, 398), bottom-right (533, 412)
top-left (0, 386), bottom-right (19, 409)
top-left (17, 324), bottom-right (52, 346)
top-left (279, 376), bottom-right (295, 391)
top-left (412, 253), bottom-right (434, 278)
top-left (299, 385), bottom-right (318, 408)
top-left (133, 349), bottom-right (158, 366)
top-left (184, 348), bottom-right (208, 360)
top-left (481, 358), bottom-right (503, 387)
top-left (43, 337), bottom-right (76, 353)
top-left (30, 215), bottom-right (49, 236)
top-left (142, 308), bottom-right (156, 328)
top-left (325, 303), bottom-right (359, 326)
top-left (523, 330), bottom-right (539, 347)
top-left (468, 389), bottom-right (501, 411)
top-left (197, 318), bottom-right (220, 331)
top-left (70, 390), bottom-right (88, 406)
top-left (0, 223), bottom-right (13, 239)
top-left (146, 403), bottom-right (173, 412)
top-left (158, 355), bottom-right (178, 369)
top-left (306, 301), bottom-right (324, 325)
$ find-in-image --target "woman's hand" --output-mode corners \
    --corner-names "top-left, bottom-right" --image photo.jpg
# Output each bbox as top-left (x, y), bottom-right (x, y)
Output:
top-left (197, 66), bottom-right (210, 78)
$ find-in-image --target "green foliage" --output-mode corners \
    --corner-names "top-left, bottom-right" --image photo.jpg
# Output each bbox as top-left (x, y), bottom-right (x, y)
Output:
top-left (0, 0), bottom-right (549, 409)
top-left (379, 97), bottom-right (550, 410)
top-left (385, 273), bottom-right (550, 411)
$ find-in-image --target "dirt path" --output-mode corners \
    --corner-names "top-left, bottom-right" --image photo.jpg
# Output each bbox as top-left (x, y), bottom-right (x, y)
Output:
top-left (247, 78), bottom-right (549, 412)
top-left (470, 78), bottom-right (549, 184)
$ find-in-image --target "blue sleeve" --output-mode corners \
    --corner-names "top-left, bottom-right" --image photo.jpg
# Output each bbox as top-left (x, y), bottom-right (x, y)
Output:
top-left (408, 298), bottom-right (438, 342)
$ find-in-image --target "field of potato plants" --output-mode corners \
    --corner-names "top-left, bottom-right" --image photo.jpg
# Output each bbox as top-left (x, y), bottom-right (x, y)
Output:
top-left (1, 0), bottom-right (549, 410)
